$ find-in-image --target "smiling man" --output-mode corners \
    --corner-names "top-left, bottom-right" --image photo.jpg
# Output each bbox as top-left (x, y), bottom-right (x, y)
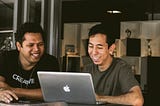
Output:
top-left (0, 22), bottom-right (59, 103)
top-left (82, 24), bottom-right (144, 106)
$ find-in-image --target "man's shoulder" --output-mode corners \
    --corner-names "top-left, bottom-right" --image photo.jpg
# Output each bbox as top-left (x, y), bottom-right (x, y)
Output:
top-left (112, 57), bottom-right (132, 73)
top-left (113, 57), bottom-right (129, 66)
top-left (39, 53), bottom-right (59, 64)
top-left (38, 53), bottom-right (59, 71)
top-left (42, 53), bottom-right (57, 60)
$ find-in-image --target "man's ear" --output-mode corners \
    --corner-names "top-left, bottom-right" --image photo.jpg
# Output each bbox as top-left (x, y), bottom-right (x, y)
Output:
top-left (108, 43), bottom-right (116, 55)
top-left (16, 42), bottom-right (21, 51)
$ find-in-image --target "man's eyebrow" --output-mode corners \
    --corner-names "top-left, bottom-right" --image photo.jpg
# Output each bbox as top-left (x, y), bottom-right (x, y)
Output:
top-left (96, 44), bottom-right (103, 46)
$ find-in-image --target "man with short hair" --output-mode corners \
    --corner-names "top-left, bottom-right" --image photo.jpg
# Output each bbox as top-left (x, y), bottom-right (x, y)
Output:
top-left (0, 22), bottom-right (59, 103)
top-left (82, 24), bottom-right (144, 106)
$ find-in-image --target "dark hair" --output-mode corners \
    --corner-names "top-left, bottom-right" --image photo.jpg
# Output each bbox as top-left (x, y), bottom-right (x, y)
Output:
top-left (15, 22), bottom-right (45, 45)
top-left (88, 24), bottom-right (116, 47)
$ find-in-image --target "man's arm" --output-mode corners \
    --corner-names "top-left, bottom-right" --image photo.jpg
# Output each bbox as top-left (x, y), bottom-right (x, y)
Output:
top-left (12, 88), bottom-right (43, 100)
top-left (96, 86), bottom-right (144, 106)
top-left (0, 76), bottom-right (43, 100)
top-left (0, 76), bottom-right (9, 88)
top-left (0, 76), bottom-right (5, 81)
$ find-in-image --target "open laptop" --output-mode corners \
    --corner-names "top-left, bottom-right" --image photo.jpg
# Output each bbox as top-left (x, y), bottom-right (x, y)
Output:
top-left (37, 71), bottom-right (106, 105)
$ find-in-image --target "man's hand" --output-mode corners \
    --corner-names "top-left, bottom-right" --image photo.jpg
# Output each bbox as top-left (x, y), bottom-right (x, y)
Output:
top-left (0, 81), bottom-right (19, 103)
top-left (0, 89), bottom-right (18, 103)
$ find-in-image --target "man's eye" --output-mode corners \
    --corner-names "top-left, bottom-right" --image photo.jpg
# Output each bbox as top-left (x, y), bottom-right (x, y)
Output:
top-left (27, 44), bottom-right (34, 47)
top-left (88, 45), bottom-right (93, 48)
top-left (38, 43), bottom-right (44, 46)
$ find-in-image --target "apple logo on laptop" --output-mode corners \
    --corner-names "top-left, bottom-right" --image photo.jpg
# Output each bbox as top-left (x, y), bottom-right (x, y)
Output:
top-left (63, 85), bottom-right (70, 92)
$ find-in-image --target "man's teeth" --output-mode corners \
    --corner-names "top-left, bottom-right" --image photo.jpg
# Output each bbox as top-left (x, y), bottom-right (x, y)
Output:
top-left (32, 54), bottom-right (39, 57)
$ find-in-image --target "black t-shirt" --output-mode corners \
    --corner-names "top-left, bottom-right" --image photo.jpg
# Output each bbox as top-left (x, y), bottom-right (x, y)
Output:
top-left (0, 50), bottom-right (60, 89)
top-left (82, 58), bottom-right (139, 96)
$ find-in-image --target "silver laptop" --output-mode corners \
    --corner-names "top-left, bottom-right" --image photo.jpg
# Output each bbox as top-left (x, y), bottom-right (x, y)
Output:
top-left (37, 71), bottom-right (105, 104)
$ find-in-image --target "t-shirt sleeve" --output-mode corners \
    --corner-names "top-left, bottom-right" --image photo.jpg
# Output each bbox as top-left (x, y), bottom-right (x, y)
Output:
top-left (119, 64), bottom-right (139, 93)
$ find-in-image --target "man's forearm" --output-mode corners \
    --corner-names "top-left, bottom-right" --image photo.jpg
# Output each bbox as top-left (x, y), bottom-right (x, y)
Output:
top-left (0, 77), bottom-right (43, 100)
top-left (12, 88), bottom-right (43, 100)
top-left (96, 86), bottom-right (144, 106)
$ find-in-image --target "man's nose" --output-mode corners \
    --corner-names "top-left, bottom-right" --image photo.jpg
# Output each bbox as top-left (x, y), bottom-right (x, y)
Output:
top-left (33, 44), bottom-right (39, 51)
top-left (92, 47), bottom-right (98, 54)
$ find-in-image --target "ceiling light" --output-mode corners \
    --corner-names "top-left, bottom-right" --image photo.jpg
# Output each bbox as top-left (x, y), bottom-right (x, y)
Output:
top-left (107, 10), bottom-right (122, 14)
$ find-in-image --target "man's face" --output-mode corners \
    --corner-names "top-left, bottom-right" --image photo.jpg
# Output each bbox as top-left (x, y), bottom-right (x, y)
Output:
top-left (88, 34), bottom-right (110, 66)
top-left (17, 32), bottom-right (45, 64)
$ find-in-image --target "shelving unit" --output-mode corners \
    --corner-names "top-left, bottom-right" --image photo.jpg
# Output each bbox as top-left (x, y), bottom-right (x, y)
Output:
top-left (119, 21), bottom-right (160, 57)
top-left (116, 21), bottom-right (160, 106)
top-left (62, 55), bottom-right (80, 72)
top-left (116, 20), bottom-right (160, 75)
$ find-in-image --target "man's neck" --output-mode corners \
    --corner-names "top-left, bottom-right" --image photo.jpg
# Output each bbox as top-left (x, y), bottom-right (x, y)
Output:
top-left (19, 57), bottom-right (36, 71)
top-left (98, 56), bottom-right (113, 72)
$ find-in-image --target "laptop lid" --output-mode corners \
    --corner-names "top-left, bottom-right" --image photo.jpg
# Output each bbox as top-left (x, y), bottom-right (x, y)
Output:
top-left (37, 71), bottom-right (97, 104)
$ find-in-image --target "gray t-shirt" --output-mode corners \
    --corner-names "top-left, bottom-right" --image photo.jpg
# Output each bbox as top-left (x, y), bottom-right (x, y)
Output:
top-left (82, 57), bottom-right (139, 96)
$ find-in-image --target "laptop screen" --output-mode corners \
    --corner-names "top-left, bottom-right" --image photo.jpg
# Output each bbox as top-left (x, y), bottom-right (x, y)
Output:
top-left (37, 71), bottom-right (97, 104)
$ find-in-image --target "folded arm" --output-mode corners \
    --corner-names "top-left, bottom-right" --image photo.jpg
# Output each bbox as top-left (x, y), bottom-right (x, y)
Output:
top-left (96, 86), bottom-right (144, 106)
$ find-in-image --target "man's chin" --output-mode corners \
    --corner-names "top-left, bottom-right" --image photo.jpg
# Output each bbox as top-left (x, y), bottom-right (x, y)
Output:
top-left (31, 58), bottom-right (40, 63)
top-left (93, 61), bottom-right (101, 65)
